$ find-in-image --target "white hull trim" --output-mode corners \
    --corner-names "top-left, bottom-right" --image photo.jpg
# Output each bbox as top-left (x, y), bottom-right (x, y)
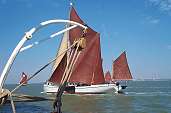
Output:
top-left (43, 83), bottom-right (122, 94)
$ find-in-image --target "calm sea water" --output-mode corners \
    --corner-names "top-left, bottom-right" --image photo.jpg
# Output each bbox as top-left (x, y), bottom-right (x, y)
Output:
top-left (1, 80), bottom-right (171, 113)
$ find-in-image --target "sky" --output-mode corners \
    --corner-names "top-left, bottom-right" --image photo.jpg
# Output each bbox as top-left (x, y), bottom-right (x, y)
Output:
top-left (0, 0), bottom-right (171, 84)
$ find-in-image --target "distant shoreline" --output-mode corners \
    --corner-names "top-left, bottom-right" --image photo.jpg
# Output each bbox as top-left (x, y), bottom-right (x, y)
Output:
top-left (4, 79), bottom-right (171, 85)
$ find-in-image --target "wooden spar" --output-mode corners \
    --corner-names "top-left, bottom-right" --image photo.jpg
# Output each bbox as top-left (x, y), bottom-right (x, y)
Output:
top-left (0, 31), bottom-right (86, 113)
top-left (0, 19), bottom-right (87, 91)
top-left (0, 20), bottom-right (87, 107)
top-left (20, 25), bottom-right (77, 52)
top-left (0, 30), bottom-right (34, 91)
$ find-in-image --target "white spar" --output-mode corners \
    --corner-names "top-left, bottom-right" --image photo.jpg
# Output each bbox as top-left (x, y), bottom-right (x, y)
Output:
top-left (20, 25), bottom-right (78, 52)
top-left (0, 19), bottom-right (87, 91)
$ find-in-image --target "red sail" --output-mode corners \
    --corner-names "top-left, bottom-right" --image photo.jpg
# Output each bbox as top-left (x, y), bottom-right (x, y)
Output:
top-left (48, 54), bottom-right (67, 83)
top-left (48, 7), bottom-right (105, 85)
top-left (105, 71), bottom-right (112, 82)
top-left (68, 7), bottom-right (105, 85)
top-left (91, 35), bottom-right (105, 85)
top-left (19, 72), bottom-right (28, 85)
top-left (112, 51), bottom-right (132, 80)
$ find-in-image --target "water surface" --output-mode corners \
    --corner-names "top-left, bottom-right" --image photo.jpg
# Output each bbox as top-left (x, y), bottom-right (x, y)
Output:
top-left (1, 80), bottom-right (171, 113)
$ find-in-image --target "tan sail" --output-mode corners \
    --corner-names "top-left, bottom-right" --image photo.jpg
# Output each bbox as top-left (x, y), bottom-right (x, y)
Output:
top-left (52, 31), bottom-right (69, 72)
top-left (48, 31), bottom-right (68, 83)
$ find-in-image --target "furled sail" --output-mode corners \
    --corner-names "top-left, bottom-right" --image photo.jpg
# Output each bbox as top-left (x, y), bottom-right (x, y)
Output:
top-left (68, 7), bottom-right (105, 85)
top-left (105, 71), bottom-right (112, 83)
top-left (112, 51), bottom-right (132, 80)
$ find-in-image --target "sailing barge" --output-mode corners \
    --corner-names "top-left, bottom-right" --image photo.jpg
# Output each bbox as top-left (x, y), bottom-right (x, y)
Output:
top-left (44, 7), bottom-right (128, 94)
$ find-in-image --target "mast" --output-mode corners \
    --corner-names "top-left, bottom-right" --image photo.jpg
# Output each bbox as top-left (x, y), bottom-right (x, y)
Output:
top-left (112, 51), bottom-right (132, 80)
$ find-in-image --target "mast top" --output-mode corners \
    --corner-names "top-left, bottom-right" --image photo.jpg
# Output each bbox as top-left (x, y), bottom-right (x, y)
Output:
top-left (70, 2), bottom-right (73, 6)
top-left (69, 0), bottom-right (75, 7)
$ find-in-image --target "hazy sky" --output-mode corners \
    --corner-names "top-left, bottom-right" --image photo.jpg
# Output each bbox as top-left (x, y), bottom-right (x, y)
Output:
top-left (0, 0), bottom-right (171, 84)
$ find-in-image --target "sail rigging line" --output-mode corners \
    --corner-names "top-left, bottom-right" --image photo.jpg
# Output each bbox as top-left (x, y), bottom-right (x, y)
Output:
top-left (64, 47), bottom-right (79, 83)
top-left (65, 36), bottom-right (86, 83)
top-left (8, 39), bottom-right (82, 113)
top-left (55, 31), bottom-right (73, 84)
top-left (67, 51), bottom-right (81, 82)
top-left (9, 92), bottom-right (16, 113)
top-left (60, 49), bottom-right (74, 84)
top-left (53, 39), bottom-right (84, 113)
top-left (11, 39), bottom-right (81, 94)
top-left (20, 25), bottom-right (77, 52)
top-left (59, 39), bottom-right (80, 84)
top-left (60, 42), bottom-right (80, 84)
top-left (60, 36), bottom-right (86, 84)
top-left (0, 19), bottom-right (87, 92)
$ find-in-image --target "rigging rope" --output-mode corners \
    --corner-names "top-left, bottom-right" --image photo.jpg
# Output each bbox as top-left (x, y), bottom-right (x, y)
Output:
top-left (67, 51), bottom-right (81, 82)
top-left (66, 37), bottom-right (86, 82)
top-left (7, 39), bottom-right (81, 113)
top-left (60, 42), bottom-right (80, 84)
top-left (9, 93), bottom-right (16, 113)
top-left (60, 49), bottom-right (74, 84)
top-left (11, 39), bottom-right (80, 93)
top-left (7, 34), bottom-right (85, 113)
top-left (53, 37), bottom-right (86, 113)
top-left (52, 40), bottom-right (82, 113)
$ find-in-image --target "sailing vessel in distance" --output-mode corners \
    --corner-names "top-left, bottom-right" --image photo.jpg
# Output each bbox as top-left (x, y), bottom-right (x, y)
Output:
top-left (19, 72), bottom-right (28, 85)
top-left (112, 51), bottom-right (133, 90)
top-left (105, 71), bottom-right (112, 83)
top-left (44, 6), bottom-right (122, 94)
